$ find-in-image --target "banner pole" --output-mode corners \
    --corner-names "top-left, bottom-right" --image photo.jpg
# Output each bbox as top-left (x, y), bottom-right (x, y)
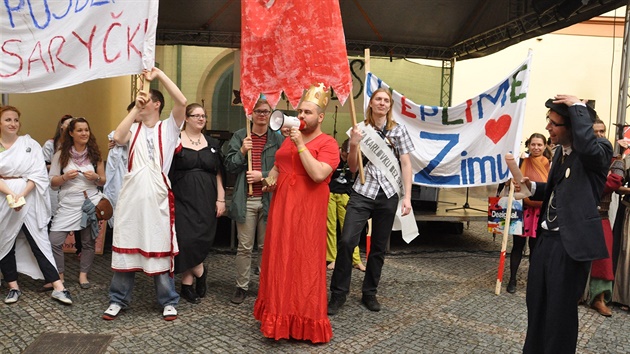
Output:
top-left (349, 48), bottom-right (371, 185)
top-left (246, 115), bottom-right (253, 196)
top-left (495, 182), bottom-right (515, 295)
top-left (141, 75), bottom-right (151, 95)
top-left (363, 48), bottom-right (372, 255)
top-left (349, 93), bottom-right (365, 184)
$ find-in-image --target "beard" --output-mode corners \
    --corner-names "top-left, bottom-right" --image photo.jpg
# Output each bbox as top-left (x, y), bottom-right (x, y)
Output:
top-left (299, 121), bottom-right (317, 135)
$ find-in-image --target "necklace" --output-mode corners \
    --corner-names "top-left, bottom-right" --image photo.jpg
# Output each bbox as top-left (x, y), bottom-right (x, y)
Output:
top-left (187, 132), bottom-right (201, 146)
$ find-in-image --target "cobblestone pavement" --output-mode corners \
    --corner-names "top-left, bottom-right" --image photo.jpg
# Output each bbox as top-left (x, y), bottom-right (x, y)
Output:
top-left (2, 221), bottom-right (630, 353)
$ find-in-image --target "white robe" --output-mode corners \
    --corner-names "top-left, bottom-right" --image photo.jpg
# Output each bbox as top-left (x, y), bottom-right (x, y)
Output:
top-left (0, 135), bottom-right (56, 280)
top-left (111, 115), bottom-right (180, 275)
top-left (49, 152), bottom-right (103, 232)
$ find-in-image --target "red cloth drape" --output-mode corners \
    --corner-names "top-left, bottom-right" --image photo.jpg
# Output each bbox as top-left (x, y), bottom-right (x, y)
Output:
top-left (240, 0), bottom-right (352, 114)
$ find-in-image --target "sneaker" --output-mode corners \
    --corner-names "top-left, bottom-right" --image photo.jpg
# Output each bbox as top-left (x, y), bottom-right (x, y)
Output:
top-left (231, 287), bottom-right (247, 304)
top-left (4, 289), bottom-right (21, 304)
top-left (327, 293), bottom-right (346, 315)
top-left (103, 303), bottom-right (122, 320)
top-left (163, 305), bottom-right (177, 321)
top-left (51, 289), bottom-right (73, 305)
top-left (361, 294), bottom-right (381, 312)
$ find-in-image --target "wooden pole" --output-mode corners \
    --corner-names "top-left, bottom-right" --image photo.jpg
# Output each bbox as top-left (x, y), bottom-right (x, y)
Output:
top-left (495, 183), bottom-right (515, 295)
top-left (347, 48), bottom-right (371, 185)
top-left (363, 48), bottom-right (372, 253)
top-left (141, 75), bottom-right (151, 95)
top-left (246, 115), bottom-right (253, 196)
top-left (348, 93), bottom-right (365, 184)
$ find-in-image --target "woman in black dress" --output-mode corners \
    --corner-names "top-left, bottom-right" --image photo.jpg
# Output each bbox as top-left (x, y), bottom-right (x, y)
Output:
top-left (170, 103), bottom-right (226, 303)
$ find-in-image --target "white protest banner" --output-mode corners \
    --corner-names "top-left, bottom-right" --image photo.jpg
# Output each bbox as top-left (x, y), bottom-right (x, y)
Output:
top-left (1, 1), bottom-right (158, 93)
top-left (364, 54), bottom-right (531, 188)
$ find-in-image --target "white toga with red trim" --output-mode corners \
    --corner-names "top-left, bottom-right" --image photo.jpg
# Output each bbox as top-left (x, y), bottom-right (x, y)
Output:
top-left (111, 114), bottom-right (180, 275)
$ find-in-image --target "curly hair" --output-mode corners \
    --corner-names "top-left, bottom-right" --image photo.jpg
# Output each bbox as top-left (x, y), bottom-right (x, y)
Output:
top-left (58, 117), bottom-right (102, 169)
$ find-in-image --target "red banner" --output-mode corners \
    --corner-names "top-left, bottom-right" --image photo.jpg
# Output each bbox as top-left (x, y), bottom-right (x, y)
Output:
top-left (241, 0), bottom-right (352, 114)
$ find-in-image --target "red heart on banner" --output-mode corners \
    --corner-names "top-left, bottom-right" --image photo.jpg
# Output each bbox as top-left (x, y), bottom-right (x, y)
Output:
top-left (485, 115), bottom-right (512, 144)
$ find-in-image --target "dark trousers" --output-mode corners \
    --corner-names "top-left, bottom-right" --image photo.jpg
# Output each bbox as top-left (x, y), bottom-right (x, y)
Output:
top-left (330, 188), bottom-right (398, 296)
top-left (0, 224), bottom-right (60, 283)
top-left (523, 230), bottom-right (590, 354)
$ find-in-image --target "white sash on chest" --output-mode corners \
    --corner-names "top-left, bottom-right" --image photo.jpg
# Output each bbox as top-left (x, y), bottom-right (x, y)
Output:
top-left (359, 124), bottom-right (419, 243)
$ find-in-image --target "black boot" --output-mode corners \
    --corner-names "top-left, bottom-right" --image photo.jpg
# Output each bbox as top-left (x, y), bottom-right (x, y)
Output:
top-left (507, 278), bottom-right (516, 294)
top-left (361, 294), bottom-right (381, 312)
top-left (196, 265), bottom-right (207, 298)
top-left (181, 284), bottom-right (200, 304)
top-left (327, 293), bottom-right (346, 315)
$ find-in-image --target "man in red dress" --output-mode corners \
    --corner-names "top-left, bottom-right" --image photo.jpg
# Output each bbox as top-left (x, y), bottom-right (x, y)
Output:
top-left (253, 84), bottom-right (339, 343)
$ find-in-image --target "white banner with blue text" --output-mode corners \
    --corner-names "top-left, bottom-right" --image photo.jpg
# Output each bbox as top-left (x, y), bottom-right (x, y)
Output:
top-left (363, 54), bottom-right (531, 188)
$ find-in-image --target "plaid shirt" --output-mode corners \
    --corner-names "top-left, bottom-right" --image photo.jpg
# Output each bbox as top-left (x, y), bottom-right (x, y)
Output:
top-left (353, 123), bottom-right (415, 199)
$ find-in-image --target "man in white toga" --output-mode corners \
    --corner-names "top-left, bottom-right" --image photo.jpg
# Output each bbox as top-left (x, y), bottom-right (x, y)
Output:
top-left (103, 68), bottom-right (187, 321)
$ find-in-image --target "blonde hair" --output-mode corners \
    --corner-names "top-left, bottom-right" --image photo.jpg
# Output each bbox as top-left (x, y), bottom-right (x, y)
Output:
top-left (366, 88), bottom-right (396, 130)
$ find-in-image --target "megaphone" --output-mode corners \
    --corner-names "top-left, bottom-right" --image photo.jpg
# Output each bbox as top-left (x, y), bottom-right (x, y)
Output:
top-left (269, 110), bottom-right (305, 131)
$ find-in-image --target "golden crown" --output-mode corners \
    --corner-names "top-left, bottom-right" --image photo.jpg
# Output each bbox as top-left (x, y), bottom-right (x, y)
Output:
top-left (301, 83), bottom-right (330, 110)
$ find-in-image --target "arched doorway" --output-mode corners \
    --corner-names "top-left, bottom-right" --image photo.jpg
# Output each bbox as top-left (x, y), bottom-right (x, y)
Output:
top-left (198, 50), bottom-right (246, 133)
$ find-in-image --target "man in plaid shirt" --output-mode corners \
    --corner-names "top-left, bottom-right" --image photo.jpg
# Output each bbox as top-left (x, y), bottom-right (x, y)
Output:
top-left (329, 88), bottom-right (415, 315)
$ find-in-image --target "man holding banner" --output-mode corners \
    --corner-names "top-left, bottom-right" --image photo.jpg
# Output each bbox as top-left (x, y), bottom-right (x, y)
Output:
top-left (103, 68), bottom-right (186, 321)
top-left (519, 95), bottom-right (612, 353)
top-left (329, 88), bottom-right (414, 315)
top-left (225, 98), bottom-right (283, 305)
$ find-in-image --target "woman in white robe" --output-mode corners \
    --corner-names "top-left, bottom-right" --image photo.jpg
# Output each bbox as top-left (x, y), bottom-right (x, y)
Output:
top-left (0, 106), bottom-right (71, 305)
top-left (49, 117), bottom-right (106, 289)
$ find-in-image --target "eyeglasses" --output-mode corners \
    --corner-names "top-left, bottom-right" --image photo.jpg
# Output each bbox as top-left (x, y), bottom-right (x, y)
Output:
top-left (188, 114), bottom-right (207, 120)
top-left (253, 110), bottom-right (271, 116)
top-left (546, 116), bottom-right (565, 127)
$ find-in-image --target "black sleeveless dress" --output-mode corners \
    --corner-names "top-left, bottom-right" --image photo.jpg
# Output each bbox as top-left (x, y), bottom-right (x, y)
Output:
top-left (170, 135), bottom-right (223, 273)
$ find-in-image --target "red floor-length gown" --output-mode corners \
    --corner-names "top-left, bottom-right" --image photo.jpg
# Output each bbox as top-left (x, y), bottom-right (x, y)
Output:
top-left (254, 133), bottom-right (339, 343)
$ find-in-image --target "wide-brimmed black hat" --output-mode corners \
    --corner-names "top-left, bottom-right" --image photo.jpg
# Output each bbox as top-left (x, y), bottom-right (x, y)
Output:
top-left (545, 98), bottom-right (597, 122)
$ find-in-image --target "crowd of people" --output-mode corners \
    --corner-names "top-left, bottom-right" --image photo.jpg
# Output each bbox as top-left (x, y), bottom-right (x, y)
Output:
top-left (2, 70), bottom-right (630, 348)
